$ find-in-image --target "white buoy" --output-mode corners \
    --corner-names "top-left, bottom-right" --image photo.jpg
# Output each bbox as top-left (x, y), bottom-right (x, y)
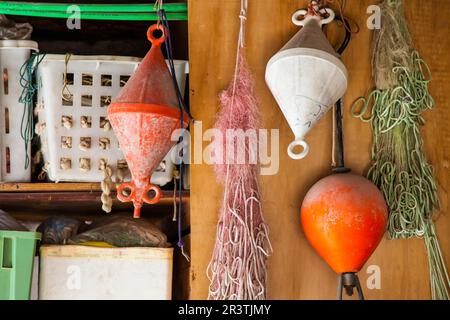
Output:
top-left (265, 7), bottom-right (348, 160)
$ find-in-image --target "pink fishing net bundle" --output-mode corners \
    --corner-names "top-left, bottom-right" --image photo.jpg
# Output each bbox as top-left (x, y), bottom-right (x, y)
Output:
top-left (207, 52), bottom-right (272, 300)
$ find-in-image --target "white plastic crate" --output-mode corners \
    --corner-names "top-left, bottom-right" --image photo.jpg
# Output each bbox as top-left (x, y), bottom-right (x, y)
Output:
top-left (39, 245), bottom-right (173, 300)
top-left (0, 40), bottom-right (38, 182)
top-left (36, 54), bottom-right (188, 184)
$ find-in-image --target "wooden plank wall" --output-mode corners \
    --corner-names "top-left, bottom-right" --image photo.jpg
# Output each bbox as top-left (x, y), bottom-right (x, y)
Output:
top-left (188, 0), bottom-right (450, 299)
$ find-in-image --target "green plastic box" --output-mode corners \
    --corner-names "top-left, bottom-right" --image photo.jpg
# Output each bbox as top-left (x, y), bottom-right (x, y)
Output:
top-left (0, 231), bottom-right (41, 300)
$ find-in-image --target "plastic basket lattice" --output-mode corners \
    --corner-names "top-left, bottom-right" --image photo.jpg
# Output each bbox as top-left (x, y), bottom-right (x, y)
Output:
top-left (36, 55), bottom-right (188, 184)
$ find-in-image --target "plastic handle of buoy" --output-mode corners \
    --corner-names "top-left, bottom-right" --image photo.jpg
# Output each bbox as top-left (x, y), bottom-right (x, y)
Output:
top-left (147, 24), bottom-right (168, 46)
top-left (142, 184), bottom-right (162, 204)
top-left (117, 182), bottom-right (136, 203)
top-left (288, 139), bottom-right (310, 160)
top-left (117, 181), bottom-right (162, 204)
top-left (292, 8), bottom-right (335, 26)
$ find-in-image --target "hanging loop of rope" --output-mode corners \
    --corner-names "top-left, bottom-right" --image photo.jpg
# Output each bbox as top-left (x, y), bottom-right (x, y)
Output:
top-left (238, 0), bottom-right (248, 48)
top-left (157, 8), bottom-right (193, 120)
top-left (154, 0), bottom-right (164, 27)
top-left (19, 52), bottom-right (45, 169)
top-left (157, 7), bottom-right (191, 262)
top-left (231, 0), bottom-right (249, 100)
top-left (311, 0), bottom-right (359, 34)
top-left (351, 0), bottom-right (450, 300)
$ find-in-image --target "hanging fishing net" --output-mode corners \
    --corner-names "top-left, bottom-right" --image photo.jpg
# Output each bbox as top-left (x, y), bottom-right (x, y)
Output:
top-left (352, 0), bottom-right (450, 300)
top-left (207, 52), bottom-right (272, 300)
top-left (207, 0), bottom-right (272, 300)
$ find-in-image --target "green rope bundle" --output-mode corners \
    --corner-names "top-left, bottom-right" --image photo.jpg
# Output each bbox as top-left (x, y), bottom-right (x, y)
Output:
top-left (18, 52), bottom-right (45, 169)
top-left (352, 0), bottom-right (450, 299)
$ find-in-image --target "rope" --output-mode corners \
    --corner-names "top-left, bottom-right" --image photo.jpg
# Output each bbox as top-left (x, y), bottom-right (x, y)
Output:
top-left (61, 136), bottom-right (72, 149)
top-left (172, 168), bottom-right (180, 221)
top-left (61, 53), bottom-right (72, 103)
top-left (99, 159), bottom-right (113, 213)
top-left (18, 52), bottom-right (45, 169)
top-left (79, 158), bottom-right (91, 171)
top-left (79, 137), bottom-right (91, 151)
top-left (99, 137), bottom-right (110, 150)
top-left (115, 159), bottom-right (128, 184)
top-left (157, 8), bottom-right (191, 262)
top-left (331, 105), bottom-right (337, 167)
top-left (61, 115), bottom-right (73, 129)
top-left (34, 102), bottom-right (44, 116)
top-left (221, 0), bottom-right (248, 227)
top-left (37, 161), bottom-right (50, 181)
top-left (34, 122), bottom-right (46, 135)
top-left (207, 175), bottom-right (272, 300)
top-left (351, 0), bottom-right (450, 300)
top-left (330, 14), bottom-right (351, 171)
top-left (80, 116), bottom-right (91, 129)
top-left (154, 0), bottom-right (164, 27)
top-left (100, 118), bottom-right (111, 131)
top-left (238, 0), bottom-right (248, 49)
top-left (321, 0), bottom-right (359, 34)
top-left (60, 158), bottom-right (71, 170)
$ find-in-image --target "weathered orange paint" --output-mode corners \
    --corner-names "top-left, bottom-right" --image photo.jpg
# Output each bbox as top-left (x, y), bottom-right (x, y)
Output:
top-left (301, 173), bottom-right (388, 274)
top-left (108, 24), bottom-right (190, 218)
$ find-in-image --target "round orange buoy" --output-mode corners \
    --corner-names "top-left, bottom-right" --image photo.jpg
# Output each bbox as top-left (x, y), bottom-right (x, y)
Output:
top-left (301, 173), bottom-right (388, 275)
top-left (108, 24), bottom-right (190, 218)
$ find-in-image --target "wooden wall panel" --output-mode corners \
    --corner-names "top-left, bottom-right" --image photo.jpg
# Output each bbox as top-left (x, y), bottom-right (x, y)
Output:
top-left (188, 0), bottom-right (450, 299)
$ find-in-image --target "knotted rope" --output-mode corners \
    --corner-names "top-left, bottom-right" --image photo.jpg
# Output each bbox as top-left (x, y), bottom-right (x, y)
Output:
top-left (99, 159), bottom-right (113, 213)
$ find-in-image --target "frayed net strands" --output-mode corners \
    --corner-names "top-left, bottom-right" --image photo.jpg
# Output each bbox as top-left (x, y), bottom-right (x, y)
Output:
top-left (352, 0), bottom-right (450, 300)
top-left (207, 0), bottom-right (272, 300)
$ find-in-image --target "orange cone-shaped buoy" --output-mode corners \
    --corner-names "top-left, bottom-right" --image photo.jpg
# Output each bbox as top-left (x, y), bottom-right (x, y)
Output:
top-left (301, 173), bottom-right (387, 274)
top-left (108, 24), bottom-right (190, 218)
top-left (301, 173), bottom-right (388, 298)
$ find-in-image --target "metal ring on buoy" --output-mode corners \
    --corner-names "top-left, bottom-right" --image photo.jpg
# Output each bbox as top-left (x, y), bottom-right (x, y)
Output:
top-left (288, 139), bottom-right (310, 160)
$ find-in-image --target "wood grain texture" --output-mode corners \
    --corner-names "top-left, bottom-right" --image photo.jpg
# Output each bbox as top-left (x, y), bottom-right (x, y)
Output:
top-left (189, 0), bottom-right (450, 300)
top-left (0, 182), bottom-right (103, 192)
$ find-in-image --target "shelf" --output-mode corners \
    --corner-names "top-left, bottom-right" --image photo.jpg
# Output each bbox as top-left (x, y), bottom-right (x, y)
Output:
top-left (0, 2), bottom-right (188, 21)
top-left (0, 183), bottom-right (189, 203)
top-left (0, 182), bottom-right (189, 220)
top-left (0, 188), bottom-right (189, 202)
top-left (0, 2), bottom-right (188, 13)
top-left (0, 182), bottom-right (189, 197)
top-left (0, 182), bottom-right (102, 192)
top-left (0, 183), bottom-right (190, 209)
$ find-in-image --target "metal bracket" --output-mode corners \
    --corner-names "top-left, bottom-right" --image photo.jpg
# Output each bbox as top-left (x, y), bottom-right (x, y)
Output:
top-left (337, 272), bottom-right (365, 300)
